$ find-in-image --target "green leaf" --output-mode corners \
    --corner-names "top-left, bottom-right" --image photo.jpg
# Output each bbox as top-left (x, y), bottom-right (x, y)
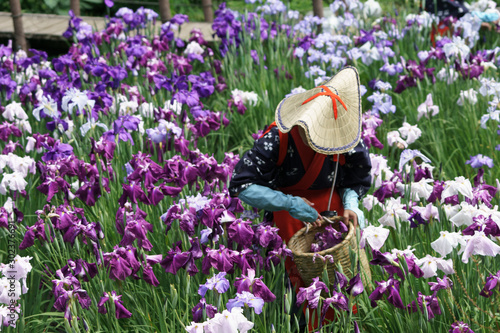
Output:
top-left (43, 0), bottom-right (60, 9)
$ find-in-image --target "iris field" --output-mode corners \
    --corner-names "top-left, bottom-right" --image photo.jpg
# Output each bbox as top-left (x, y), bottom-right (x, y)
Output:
top-left (0, 0), bottom-right (500, 332)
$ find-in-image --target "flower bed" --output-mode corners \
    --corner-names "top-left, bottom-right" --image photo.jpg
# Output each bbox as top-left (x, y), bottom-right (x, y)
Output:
top-left (0, 0), bottom-right (499, 332)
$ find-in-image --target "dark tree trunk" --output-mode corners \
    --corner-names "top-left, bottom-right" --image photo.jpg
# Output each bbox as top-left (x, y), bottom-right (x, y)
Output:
top-left (9, 0), bottom-right (28, 52)
top-left (159, 0), bottom-right (172, 23)
top-left (202, 0), bottom-right (214, 23)
top-left (70, 0), bottom-right (80, 16)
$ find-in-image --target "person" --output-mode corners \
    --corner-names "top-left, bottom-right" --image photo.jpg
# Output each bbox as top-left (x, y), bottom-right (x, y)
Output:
top-left (228, 66), bottom-right (372, 328)
top-left (423, 0), bottom-right (469, 20)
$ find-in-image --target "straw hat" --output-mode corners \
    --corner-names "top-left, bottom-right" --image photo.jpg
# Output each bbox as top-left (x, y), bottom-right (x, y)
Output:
top-left (275, 66), bottom-right (362, 155)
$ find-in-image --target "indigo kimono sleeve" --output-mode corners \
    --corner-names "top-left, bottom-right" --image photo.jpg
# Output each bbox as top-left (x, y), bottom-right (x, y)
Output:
top-left (337, 140), bottom-right (372, 197)
top-left (228, 127), bottom-right (281, 196)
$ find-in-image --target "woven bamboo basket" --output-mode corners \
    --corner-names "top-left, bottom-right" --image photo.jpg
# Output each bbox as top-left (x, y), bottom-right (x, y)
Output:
top-left (288, 220), bottom-right (371, 288)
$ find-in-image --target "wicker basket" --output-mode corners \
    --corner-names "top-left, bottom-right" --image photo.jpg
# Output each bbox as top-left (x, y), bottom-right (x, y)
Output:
top-left (288, 221), bottom-right (371, 288)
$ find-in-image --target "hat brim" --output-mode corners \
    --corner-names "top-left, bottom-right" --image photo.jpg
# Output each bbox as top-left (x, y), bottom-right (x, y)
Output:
top-left (275, 66), bottom-right (362, 155)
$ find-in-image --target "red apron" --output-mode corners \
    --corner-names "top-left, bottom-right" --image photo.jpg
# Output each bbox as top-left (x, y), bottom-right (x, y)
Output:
top-left (260, 122), bottom-right (344, 242)
top-left (262, 123), bottom-right (347, 330)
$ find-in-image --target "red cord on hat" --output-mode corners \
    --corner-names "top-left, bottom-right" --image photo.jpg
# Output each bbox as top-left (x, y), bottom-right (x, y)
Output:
top-left (301, 85), bottom-right (347, 120)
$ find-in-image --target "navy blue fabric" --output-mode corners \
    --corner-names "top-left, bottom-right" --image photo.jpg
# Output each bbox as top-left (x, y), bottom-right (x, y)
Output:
top-left (229, 126), bottom-right (372, 197)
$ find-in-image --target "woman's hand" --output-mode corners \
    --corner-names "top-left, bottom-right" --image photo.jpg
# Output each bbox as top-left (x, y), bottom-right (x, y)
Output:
top-left (301, 197), bottom-right (322, 228)
top-left (343, 209), bottom-right (358, 228)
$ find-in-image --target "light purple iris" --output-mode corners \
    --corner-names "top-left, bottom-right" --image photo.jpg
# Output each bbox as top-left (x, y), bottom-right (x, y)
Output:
top-left (466, 154), bottom-right (494, 168)
top-left (399, 149), bottom-right (431, 170)
top-left (226, 291), bottom-right (265, 314)
top-left (198, 272), bottom-right (230, 297)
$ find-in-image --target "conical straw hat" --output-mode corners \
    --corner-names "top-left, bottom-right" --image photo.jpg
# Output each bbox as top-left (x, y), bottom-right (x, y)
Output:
top-left (275, 66), bottom-right (362, 155)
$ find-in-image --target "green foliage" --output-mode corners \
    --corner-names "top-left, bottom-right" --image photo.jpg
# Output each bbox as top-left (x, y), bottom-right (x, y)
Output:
top-left (1, 1), bottom-right (500, 332)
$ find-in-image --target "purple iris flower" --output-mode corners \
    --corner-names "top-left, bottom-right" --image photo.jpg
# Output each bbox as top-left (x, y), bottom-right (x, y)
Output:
top-left (456, 61), bottom-right (483, 79)
top-left (19, 218), bottom-right (48, 250)
top-left (409, 210), bottom-right (426, 228)
top-left (370, 250), bottom-right (398, 267)
top-left (115, 205), bottom-right (153, 251)
top-left (468, 183), bottom-right (498, 208)
top-left (466, 154), bottom-right (494, 168)
top-left (0, 74), bottom-right (17, 100)
top-left (103, 245), bottom-right (140, 280)
top-left (147, 184), bottom-right (182, 206)
top-left (394, 75), bottom-right (417, 93)
top-left (98, 291), bottom-right (132, 319)
top-left (61, 259), bottom-right (98, 283)
top-left (198, 272), bottom-right (230, 297)
top-left (226, 291), bottom-right (265, 314)
top-left (254, 223), bottom-right (281, 248)
top-left (449, 321), bottom-right (474, 333)
top-left (346, 273), bottom-right (364, 297)
top-left (369, 278), bottom-right (404, 309)
top-left (463, 215), bottom-right (500, 237)
top-left (54, 288), bottom-right (91, 321)
top-left (335, 271), bottom-right (348, 290)
top-left (427, 180), bottom-right (445, 203)
top-left (41, 141), bottom-right (73, 162)
top-left (234, 269), bottom-right (276, 302)
top-left (296, 277), bottom-right (329, 309)
top-left (363, 127), bottom-right (384, 149)
top-left (192, 298), bottom-right (217, 323)
top-left (380, 62), bottom-right (404, 76)
top-left (105, 66), bottom-right (128, 89)
top-left (170, 13), bottom-right (189, 25)
top-left (75, 176), bottom-right (102, 207)
top-left (127, 152), bottom-right (164, 186)
top-left (118, 182), bottom-right (150, 206)
top-left (413, 163), bottom-right (433, 182)
top-left (2, 140), bottom-right (23, 154)
top-left (0, 122), bottom-right (22, 141)
top-left (202, 244), bottom-right (234, 274)
top-left (227, 219), bottom-right (255, 247)
top-left (212, 3), bottom-right (242, 57)
top-left (173, 89), bottom-right (200, 108)
top-left (140, 255), bottom-right (162, 287)
top-left (199, 204), bottom-right (225, 229)
top-left (407, 292), bottom-right (442, 320)
top-left (179, 209), bottom-right (198, 236)
top-left (51, 270), bottom-right (91, 321)
top-left (231, 248), bottom-right (259, 274)
top-left (322, 291), bottom-right (349, 316)
top-left (265, 243), bottom-right (292, 270)
top-left (355, 29), bottom-right (376, 45)
top-left (160, 243), bottom-right (191, 275)
top-left (479, 270), bottom-right (500, 298)
top-left (311, 223), bottom-right (348, 252)
top-left (428, 276), bottom-right (453, 292)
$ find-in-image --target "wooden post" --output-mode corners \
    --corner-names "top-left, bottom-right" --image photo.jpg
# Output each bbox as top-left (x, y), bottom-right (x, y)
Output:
top-left (70, 0), bottom-right (80, 16)
top-left (312, 0), bottom-right (324, 18)
top-left (159, 0), bottom-right (172, 23)
top-left (9, 0), bottom-right (27, 52)
top-left (201, 0), bottom-right (213, 23)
